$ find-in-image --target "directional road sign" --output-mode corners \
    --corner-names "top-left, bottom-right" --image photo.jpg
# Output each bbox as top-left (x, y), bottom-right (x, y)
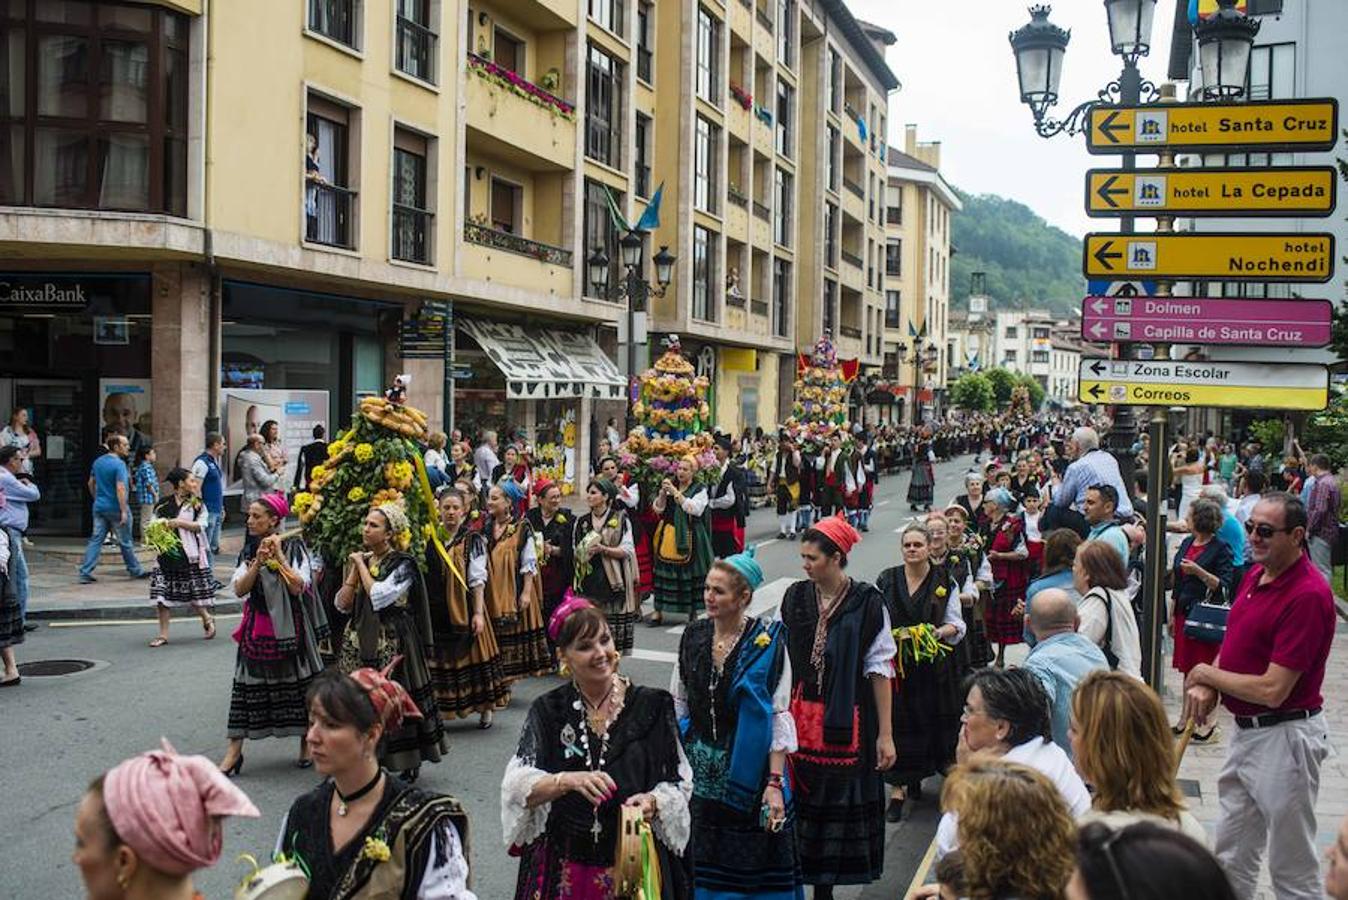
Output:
top-left (1077, 359), bottom-right (1329, 411)
top-left (1079, 295), bottom-right (1332, 347)
top-left (1082, 232), bottom-right (1335, 282)
top-left (1084, 167), bottom-right (1337, 218)
top-left (1086, 99), bottom-right (1339, 154)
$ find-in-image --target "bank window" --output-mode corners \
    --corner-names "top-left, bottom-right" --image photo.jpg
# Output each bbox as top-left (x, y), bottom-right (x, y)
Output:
top-left (305, 94), bottom-right (357, 248)
top-left (693, 225), bottom-right (715, 322)
top-left (0, 2), bottom-right (189, 213)
top-left (391, 129), bottom-right (431, 265)
top-left (589, 0), bottom-right (625, 36)
top-left (772, 257), bottom-right (790, 338)
top-left (635, 113), bottom-right (651, 199)
top-left (395, 0), bottom-right (436, 83)
top-left (695, 7), bottom-right (719, 103)
top-left (493, 27), bottom-right (523, 75)
top-left (1247, 43), bottom-right (1294, 101)
top-left (585, 45), bottom-right (623, 169)
top-left (636, 2), bottom-right (653, 84)
top-left (309, 0), bottom-right (361, 50)
top-left (694, 116), bottom-right (718, 213)
top-left (490, 177), bottom-right (521, 234)
top-left (583, 178), bottom-right (623, 300)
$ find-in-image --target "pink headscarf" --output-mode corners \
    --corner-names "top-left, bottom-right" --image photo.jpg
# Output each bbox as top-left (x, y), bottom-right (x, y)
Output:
top-left (102, 739), bottom-right (259, 876)
top-left (258, 492), bottom-right (289, 520)
top-left (547, 589), bottom-right (595, 643)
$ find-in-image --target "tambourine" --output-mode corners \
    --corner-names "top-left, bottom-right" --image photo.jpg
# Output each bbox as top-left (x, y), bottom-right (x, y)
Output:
top-left (233, 853), bottom-right (309, 900)
top-left (612, 803), bottom-right (645, 897)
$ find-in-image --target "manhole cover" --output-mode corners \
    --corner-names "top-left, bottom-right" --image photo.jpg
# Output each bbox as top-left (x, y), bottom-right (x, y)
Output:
top-left (17, 658), bottom-right (96, 677)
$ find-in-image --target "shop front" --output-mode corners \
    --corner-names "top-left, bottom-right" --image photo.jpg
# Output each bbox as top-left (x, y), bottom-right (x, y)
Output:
top-left (0, 272), bottom-right (152, 535)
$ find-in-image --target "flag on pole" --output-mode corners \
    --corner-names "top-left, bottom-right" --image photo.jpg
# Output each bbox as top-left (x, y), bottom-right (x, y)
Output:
top-left (907, 320), bottom-right (918, 338)
top-left (603, 185), bottom-right (631, 234)
top-left (633, 183), bottom-right (664, 232)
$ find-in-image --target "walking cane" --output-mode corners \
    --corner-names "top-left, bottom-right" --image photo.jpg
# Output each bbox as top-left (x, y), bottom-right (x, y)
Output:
top-left (1174, 718), bottom-right (1196, 775)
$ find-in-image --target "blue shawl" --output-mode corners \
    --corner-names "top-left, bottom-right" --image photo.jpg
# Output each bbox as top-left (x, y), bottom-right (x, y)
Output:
top-left (723, 618), bottom-right (788, 812)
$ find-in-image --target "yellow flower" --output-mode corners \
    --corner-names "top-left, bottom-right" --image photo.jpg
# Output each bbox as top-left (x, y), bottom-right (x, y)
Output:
top-left (354, 443), bottom-right (375, 463)
top-left (555, 514), bottom-right (567, 524)
top-left (326, 440), bottom-right (346, 459)
top-left (395, 529), bottom-right (412, 551)
top-left (607, 517), bottom-right (619, 529)
top-left (753, 632), bottom-right (771, 648)
top-left (292, 492), bottom-right (315, 513)
top-left (935, 586), bottom-right (948, 598)
top-left (347, 486), bottom-right (367, 502)
top-left (361, 836), bottom-right (391, 863)
top-left (265, 559), bottom-right (281, 571)
top-left (310, 465), bottom-right (328, 483)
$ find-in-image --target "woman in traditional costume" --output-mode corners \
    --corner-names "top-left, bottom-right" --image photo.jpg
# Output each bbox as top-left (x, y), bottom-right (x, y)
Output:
top-left (906, 430), bottom-right (935, 512)
top-left (491, 445), bottom-right (532, 518)
top-left (526, 478), bottom-right (575, 632)
top-left (485, 479), bottom-right (554, 685)
top-left (0, 528), bottom-right (19, 686)
top-left (981, 487), bottom-right (1030, 669)
top-left (277, 667), bottom-right (476, 899)
top-left (779, 514), bottom-right (896, 898)
top-left (572, 477), bottom-right (639, 656)
top-left (649, 455), bottom-right (712, 626)
top-left (769, 433), bottom-right (802, 540)
top-left (424, 486), bottom-right (509, 729)
top-left (940, 504), bottom-right (994, 669)
top-left (147, 467), bottom-right (217, 647)
top-left (674, 548), bottom-right (804, 899)
top-left (600, 454), bottom-right (653, 607)
top-left (875, 522), bottom-right (966, 823)
top-left (219, 492), bottom-right (328, 775)
top-left (334, 502), bottom-right (448, 780)
top-left (502, 596), bottom-right (692, 899)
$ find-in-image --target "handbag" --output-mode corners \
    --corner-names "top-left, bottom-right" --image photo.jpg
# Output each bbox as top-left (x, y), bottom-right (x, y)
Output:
top-left (652, 519), bottom-right (691, 565)
top-left (788, 684), bottom-right (860, 766)
top-left (1183, 584), bottom-right (1231, 644)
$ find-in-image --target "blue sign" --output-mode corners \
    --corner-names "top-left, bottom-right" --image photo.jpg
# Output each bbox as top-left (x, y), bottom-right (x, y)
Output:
top-left (284, 401), bottom-right (311, 415)
top-left (1087, 280), bottom-right (1158, 297)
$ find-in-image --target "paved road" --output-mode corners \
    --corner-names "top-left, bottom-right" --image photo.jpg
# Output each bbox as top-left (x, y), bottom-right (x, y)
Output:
top-left (2, 454), bottom-right (982, 900)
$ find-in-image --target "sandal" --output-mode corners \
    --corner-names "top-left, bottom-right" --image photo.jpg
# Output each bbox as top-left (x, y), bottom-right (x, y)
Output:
top-left (203, 616), bottom-right (216, 640)
top-left (479, 710), bottom-right (495, 730)
top-left (149, 637), bottom-right (168, 648)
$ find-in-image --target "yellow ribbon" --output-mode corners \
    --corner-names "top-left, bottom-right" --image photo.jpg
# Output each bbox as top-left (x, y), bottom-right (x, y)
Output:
top-left (412, 453), bottom-right (467, 593)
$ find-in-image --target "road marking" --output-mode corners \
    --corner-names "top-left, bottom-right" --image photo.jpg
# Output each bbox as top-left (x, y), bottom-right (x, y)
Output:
top-left (665, 577), bottom-right (794, 635)
top-left (876, 499), bottom-right (891, 507)
top-left (906, 837), bottom-right (939, 896)
top-left (46, 613), bottom-right (244, 628)
top-left (630, 648), bottom-right (678, 664)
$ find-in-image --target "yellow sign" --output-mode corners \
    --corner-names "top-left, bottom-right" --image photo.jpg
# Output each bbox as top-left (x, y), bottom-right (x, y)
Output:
top-left (1082, 232), bottom-right (1334, 282)
top-left (721, 348), bottom-right (757, 371)
top-left (1084, 167), bottom-right (1337, 217)
top-left (1086, 99), bottom-right (1339, 154)
top-left (1077, 360), bottom-right (1329, 411)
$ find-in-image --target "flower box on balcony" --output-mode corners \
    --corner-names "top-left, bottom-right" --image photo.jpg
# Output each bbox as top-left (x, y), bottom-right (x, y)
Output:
top-left (464, 222), bottom-right (574, 267)
top-left (467, 53), bottom-right (576, 121)
top-left (729, 83), bottom-right (753, 111)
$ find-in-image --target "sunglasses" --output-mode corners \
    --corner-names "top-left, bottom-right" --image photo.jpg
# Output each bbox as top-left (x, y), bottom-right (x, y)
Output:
top-left (1244, 521), bottom-right (1296, 540)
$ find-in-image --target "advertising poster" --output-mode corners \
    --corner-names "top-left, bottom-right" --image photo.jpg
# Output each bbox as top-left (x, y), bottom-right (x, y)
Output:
top-left (221, 388), bottom-right (329, 493)
top-left (98, 378), bottom-right (153, 454)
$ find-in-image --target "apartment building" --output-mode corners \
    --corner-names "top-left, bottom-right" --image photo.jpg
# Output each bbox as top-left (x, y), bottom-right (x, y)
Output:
top-left (881, 126), bottom-right (961, 424)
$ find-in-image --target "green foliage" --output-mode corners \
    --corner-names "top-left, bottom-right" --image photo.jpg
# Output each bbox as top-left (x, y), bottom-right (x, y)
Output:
top-left (950, 372), bottom-right (996, 412)
top-left (950, 189), bottom-right (1086, 317)
top-left (1303, 388), bottom-right (1348, 472)
top-left (1017, 374), bottom-right (1046, 411)
top-left (983, 368), bottom-right (1017, 406)
top-left (1247, 418), bottom-right (1286, 453)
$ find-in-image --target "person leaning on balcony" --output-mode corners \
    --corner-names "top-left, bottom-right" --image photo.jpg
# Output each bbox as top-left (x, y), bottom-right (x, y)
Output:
top-left (304, 132), bottom-right (327, 228)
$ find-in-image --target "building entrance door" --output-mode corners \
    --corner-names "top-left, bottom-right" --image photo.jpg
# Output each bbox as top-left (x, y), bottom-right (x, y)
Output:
top-left (10, 379), bottom-right (87, 535)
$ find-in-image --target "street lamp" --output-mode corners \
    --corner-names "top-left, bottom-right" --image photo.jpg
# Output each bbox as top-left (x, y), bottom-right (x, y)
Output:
top-left (1104, 0), bottom-right (1157, 63)
top-left (1009, 5), bottom-right (1070, 127)
top-left (894, 339), bottom-right (940, 426)
top-left (1194, 0), bottom-right (1260, 99)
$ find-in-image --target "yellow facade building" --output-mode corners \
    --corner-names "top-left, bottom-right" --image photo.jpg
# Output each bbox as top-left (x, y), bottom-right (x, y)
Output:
top-left (0, 0), bottom-right (892, 532)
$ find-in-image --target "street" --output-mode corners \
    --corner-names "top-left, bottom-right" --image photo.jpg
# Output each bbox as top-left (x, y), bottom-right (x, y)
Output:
top-left (1, 456), bottom-right (980, 900)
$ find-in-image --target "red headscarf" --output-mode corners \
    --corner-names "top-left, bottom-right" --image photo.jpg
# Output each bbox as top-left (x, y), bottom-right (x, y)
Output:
top-left (810, 512), bottom-right (861, 556)
top-left (532, 477), bottom-right (557, 498)
top-left (349, 657), bottom-right (423, 732)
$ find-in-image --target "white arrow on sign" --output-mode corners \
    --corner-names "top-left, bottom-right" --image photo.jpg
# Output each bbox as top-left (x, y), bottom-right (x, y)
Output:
top-left (1089, 321), bottom-right (1107, 339)
top-left (1090, 298), bottom-right (1109, 315)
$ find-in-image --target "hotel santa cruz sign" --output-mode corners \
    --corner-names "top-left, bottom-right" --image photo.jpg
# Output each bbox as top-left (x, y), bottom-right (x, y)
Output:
top-left (1082, 233), bottom-right (1334, 283)
top-left (1077, 359), bottom-right (1330, 412)
top-left (1086, 99), bottom-right (1339, 155)
top-left (1084, 167), bottom-right (1337, 218)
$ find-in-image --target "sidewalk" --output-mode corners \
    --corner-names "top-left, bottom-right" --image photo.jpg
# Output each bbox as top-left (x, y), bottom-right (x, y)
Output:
top-left (24, 529), bottom-right (249, 620)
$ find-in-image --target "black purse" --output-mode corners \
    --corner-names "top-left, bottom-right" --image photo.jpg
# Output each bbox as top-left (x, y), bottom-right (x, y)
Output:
top-left (1183, 583), bottom-right (1231, 644)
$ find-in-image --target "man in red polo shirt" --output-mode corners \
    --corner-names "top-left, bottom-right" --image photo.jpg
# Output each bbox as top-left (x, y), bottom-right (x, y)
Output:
top-left (1184, 492), bottom-right (1334, 900)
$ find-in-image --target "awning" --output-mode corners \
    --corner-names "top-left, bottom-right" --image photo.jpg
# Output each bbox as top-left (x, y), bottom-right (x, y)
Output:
top-left (458, 317), bottom-right (625, 401)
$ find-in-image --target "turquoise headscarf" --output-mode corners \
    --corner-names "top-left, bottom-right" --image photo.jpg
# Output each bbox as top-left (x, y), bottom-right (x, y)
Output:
top-left (721, 545), bottom-right (764, 591)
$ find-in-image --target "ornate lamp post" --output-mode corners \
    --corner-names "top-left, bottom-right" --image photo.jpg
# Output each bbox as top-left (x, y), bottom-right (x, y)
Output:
top-left (895, 339), bottom-right (940, 426)
top-left (587, 232), bottom-right (675, 423)
top-left (1194, 0), bottom-right (1260, 99)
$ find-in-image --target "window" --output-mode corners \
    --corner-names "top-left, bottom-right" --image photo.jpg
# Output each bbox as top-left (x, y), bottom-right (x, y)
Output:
top-left (773, 167), bottom-right (791, 246)
top-left (827, 48), bottom-right (841, 112)
top-left (635, 113), bottom-right (652, 198)
top-left (306, 96), bottom-right (356, 247)
top-left (693, 225), bottom-right (715, 322)
top-left (391, 131), bottom-right (431, 264)
top-left (309, 0), bottom-right (359, 49)
top-left (694, 116), bottom-right (718, 213)
top-left (772, 257), bottom-right (790, 338)
top-left (1247, 43), bottom-right (1294, 101)
top-left (583, 179), bottom-right (622, 299)
top-left (585, 45), bottom-right (623, 168)
top-left (490, 177), bottom-right (520, 234)
top-left (824, 202), bottom-right (837, 267)
top-left (887, 186), bottom-right (902, 225)
top-left (1004, 326), bottom-right (1017, 339)
top-left (822, 279), bottom-right (836, 336)
top-left (775, 79), bottom-right (792, 157)
top-left (886, 239), bottom-right (901, 276)
top-left (695, 7), bottom-right (719, 103)
top-left (776, 0), bottom-right (793, 67)
top-left (1247, 0), bottom-right (1283, 14)
top-left (1032, 326), bottom-right (1050, 340)
top-left (0, 2), bottom-right (190, 213)
top-left (1003, 349), bottom-right (1017, 363)
top-left (1031, 350), bottom-right (1050, 364)
top-left (885, 290), bottom-right (900, 328)
top-left (396, 0), bottom-right (436, 83)
top-left (826, 125), bottom-right (839, 191)
top-left (867, 173), bottom-right (875, 220)
top-left (588, 0), bottom-right (625, 34)
top-left (493, 27), bottom-right (523, 75)
top-left (636, 2), bottom-right (653, 83)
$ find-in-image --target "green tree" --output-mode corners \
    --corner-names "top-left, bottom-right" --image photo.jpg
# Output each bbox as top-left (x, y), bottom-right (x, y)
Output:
top-left (984, 368), bottom-right (1017, 407)
top-left (950, 372), bottom-right (995, 412)
top-left (1017, 374), bottom-right (1046, 411)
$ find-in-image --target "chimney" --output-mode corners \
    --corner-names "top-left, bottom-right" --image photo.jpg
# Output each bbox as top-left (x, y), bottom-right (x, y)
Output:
top-left (905, 124), bottom-right (918, 154)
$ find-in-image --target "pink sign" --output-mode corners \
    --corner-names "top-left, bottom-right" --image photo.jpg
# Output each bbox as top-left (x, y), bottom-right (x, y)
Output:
top-left (1080, 296), bottom-right (1332, 347)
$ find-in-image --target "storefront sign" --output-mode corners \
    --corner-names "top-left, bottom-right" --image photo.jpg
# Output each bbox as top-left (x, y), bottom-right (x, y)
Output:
top-left (1080, 295), bottom-right (1332, 347)
top-left (1084, 166), bottom-right (1337, 217)
top-left (0, 273), bottom-right (150, 310)
top-left (1082, 232), bottom-right (1334, 282)
top-left (1086, 99), bottom-right (1339, 154)
top-left (1077, 359), bottom-right (1329, 411)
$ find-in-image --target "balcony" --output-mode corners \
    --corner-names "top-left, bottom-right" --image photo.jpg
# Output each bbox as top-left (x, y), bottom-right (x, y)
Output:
top-left (396, 17), bottom-right (438, 84)
top-left (466, 53), bottom-right (576, 171)
top-left (305, 183), bottom-right (357, 249)
top-left (840, 325), bottom-right (862, 339)
top-left (461, 223), bottom-right (574, 297)
top-left (726, 290), bottom-right (746, 308)
top-left (840, 249), bottom-right (863, 269)
top-left (751, 298), bottom-right (769, 317)
top-left (752, 200), bottom-right (770, 221)
top-left (392, 204), bottom-right (433, 265)
top-left (513, 0), bottom-right (579, 28)
top-left (755, 6), bottom-right (774, 32)
top-left (464, 223), bottom-right (572, 266)
top-left (842, 177), bottom-right (864, 200)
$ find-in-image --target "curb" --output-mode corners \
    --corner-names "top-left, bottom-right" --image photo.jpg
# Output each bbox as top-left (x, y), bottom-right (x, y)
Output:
top-left (29, 600), bottom-right (244, 621)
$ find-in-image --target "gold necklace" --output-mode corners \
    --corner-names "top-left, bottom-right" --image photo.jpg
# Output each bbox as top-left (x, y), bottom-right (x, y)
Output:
top-left (712, 618), bottom-right (747, 671)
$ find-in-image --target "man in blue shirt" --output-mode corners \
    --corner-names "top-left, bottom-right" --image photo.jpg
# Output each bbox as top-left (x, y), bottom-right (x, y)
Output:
top-left (1023, 588), bottom-right (1109, 756)
top-left (190, 432), bottom-right (226, 572)
top-left (0, 445), bottom-right (39, 625)
top-left (78, 434), bottom-right (146, 582)
top-left (1083, 483), bottom-right (1131, 569)
top-left (1053, 426), bottom-right (1135, 520)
